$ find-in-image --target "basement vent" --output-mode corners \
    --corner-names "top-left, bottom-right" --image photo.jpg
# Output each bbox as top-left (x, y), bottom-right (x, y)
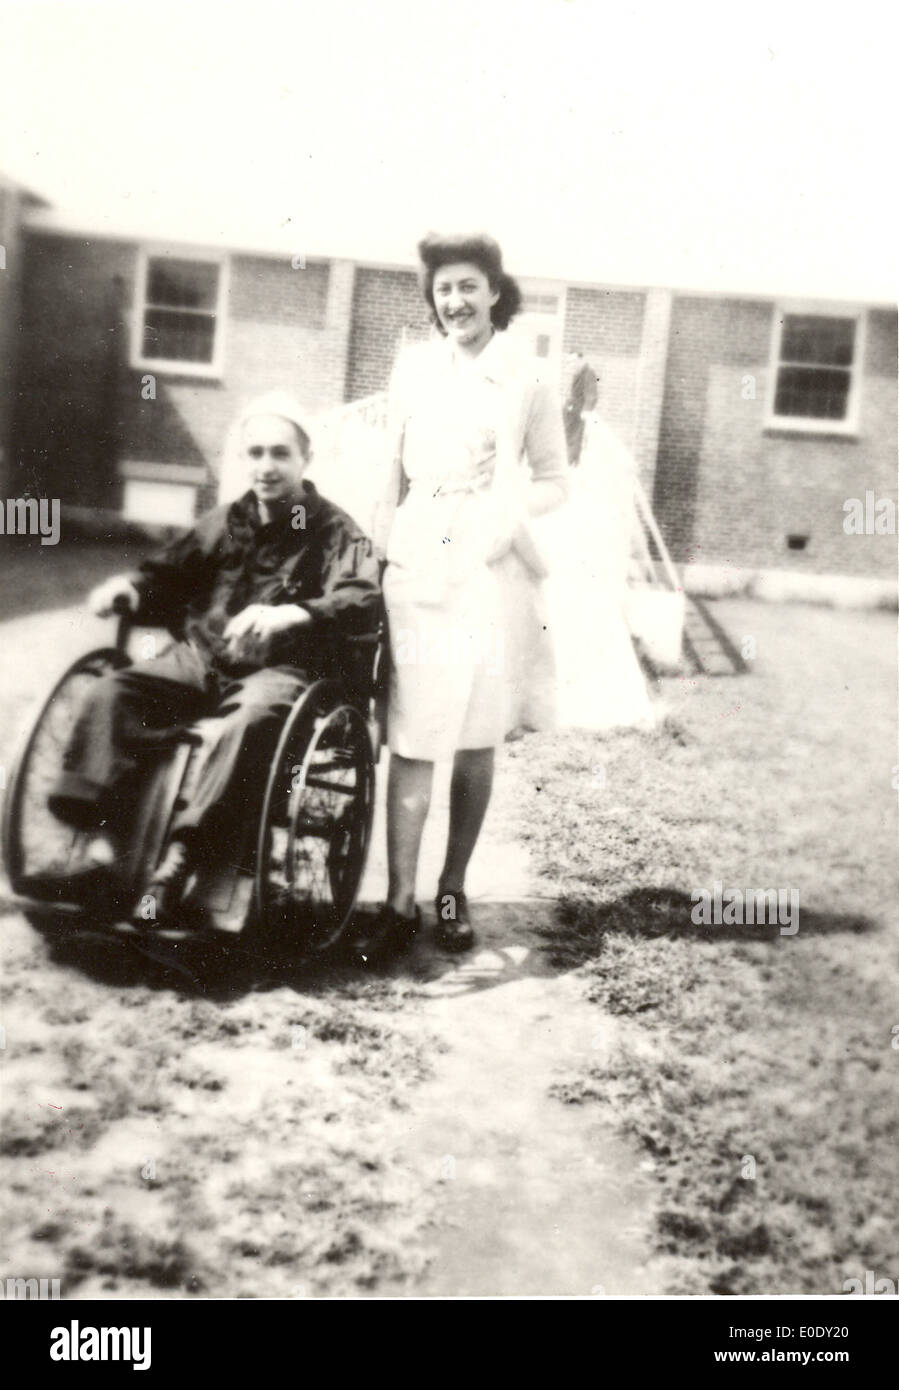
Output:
top-left (786, 534), bottom-right (809, 551)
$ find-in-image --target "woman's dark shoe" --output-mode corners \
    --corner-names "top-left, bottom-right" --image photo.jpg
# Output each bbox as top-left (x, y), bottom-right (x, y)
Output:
top-left (435, 888), bottom-right (475, 952)
top-left (352, 904), bottom-right (420, 965)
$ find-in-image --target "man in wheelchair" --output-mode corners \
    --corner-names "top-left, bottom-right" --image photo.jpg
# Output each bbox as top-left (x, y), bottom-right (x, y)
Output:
top-left (44, 393), bottom-right (380, 925)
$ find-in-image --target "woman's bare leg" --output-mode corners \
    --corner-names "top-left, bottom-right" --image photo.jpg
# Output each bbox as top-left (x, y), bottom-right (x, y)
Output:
top-left (386, 752), bottom-right (434, 918)
top-left (438, 746), bottom-right (495, 893)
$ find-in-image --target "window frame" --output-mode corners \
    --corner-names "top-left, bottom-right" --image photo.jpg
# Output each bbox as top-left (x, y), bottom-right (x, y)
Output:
top-left (511, 279), bottom-right (568, 365)
top-left (764, 301), bottom-right (866, 436)
top-left (130, 245), bottom-right (229, 379)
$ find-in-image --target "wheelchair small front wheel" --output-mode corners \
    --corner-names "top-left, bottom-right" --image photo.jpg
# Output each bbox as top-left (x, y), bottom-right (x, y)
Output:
top-left (254, 685), bottom-right (375, 954)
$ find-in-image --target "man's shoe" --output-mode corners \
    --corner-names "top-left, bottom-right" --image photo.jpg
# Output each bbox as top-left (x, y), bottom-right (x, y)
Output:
top-left (352, 904), bottom-right (420, 965)
top-left (18, 831), bottom-right (123, 907)
top-left (85, 835), bottom-right (118, 868)
top-left (434, 888), bottom-right (475, 952)
top-left (134, 839), bottom-right (192, 928)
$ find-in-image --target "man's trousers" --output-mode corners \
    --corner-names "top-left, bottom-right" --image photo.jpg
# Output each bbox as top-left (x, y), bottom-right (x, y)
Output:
top-left (48, 642), bottom-right (311, 848)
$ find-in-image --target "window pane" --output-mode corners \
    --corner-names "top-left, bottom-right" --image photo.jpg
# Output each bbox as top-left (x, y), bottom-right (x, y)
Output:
top-left (142, 308), bottom-right (216, 364)
top-left (780, 314), bottom-right (855, 367)
top-left (774, 366), bottom-right (851, 420)
top-left (522, 293), bottom-right (560, 315)
top-left (146, 258), bottom-right (219, 311)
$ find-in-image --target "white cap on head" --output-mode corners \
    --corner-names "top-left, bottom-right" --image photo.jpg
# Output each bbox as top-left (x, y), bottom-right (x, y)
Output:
top-left (236, 390), bottom-right (313, 454)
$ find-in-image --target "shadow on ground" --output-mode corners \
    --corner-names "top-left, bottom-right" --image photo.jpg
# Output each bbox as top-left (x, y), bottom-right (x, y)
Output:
top-left (13, 896), bottom-right (562, 1001)
top-left (13, 882), bottom-right (875, 1003)
top-left (539, 884), bottom-right (874, 970)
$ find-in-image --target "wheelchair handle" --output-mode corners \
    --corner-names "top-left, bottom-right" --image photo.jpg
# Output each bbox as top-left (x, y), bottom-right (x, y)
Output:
top-left (111, 594), bottom-right (134, 652)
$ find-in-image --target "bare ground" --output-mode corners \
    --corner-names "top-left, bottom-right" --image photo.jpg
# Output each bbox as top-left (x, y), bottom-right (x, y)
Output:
top-left (1, 564), bottom-right (895, 1297)
top-left (0, 588), bottom-right (659, 1299)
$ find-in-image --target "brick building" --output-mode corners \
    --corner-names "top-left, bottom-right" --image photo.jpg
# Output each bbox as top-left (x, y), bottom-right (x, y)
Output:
top-left (0, 174), bottom-right (47, 498)
top-left (5, 202), bottom-right (896, 594)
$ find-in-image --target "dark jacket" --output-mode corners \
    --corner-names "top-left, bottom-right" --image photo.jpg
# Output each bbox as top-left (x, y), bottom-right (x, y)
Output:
top-left (132, 482), bottom-right (380, 675)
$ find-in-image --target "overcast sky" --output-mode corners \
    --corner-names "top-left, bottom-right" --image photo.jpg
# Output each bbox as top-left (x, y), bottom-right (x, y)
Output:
top-left (0, 0), bottom-right (894, 300)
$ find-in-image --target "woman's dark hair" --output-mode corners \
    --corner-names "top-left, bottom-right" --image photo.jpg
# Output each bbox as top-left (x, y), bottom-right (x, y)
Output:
top-left (417, 231), bottom-right (523, 332)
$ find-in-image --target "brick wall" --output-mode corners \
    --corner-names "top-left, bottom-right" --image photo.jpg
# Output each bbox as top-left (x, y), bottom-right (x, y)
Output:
top-left (225, 253), bottom-right (344, 408)
top-left (11, 229), bottom-right (896, 583)
top-left (0, 184), bottom-right (26, 496)
top-left (12, 232), bottom-right (133, 509)
top-left (344, 266), bottom-right (432, 401)
top-left (13, 235), bottom-right (353, 516)
top-left (654, 296), bottom-right (898, 579)
top-left (562, 286), bottom-right (646, 448)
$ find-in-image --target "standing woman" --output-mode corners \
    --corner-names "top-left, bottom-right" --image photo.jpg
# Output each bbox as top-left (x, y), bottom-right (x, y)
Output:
top-left (356, 232), bottom-right (568, 962)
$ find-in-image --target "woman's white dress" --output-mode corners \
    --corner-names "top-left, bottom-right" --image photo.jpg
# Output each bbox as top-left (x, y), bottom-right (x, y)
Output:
top-left (376, 332), bottom-right (569, 760)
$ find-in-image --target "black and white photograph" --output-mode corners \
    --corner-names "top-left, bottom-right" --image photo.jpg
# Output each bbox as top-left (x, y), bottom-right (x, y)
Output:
top-left (0, 0), bottom-right (895, 1341)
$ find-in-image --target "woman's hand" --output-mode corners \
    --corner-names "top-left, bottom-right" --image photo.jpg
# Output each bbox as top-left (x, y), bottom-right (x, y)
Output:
top-left (483, 490), bottom-right (528, 565)
top-left (223, 603), bottom-right (311, 663)
top-left (526, 476), bottom-right (568, 519)
top-left (469, 427), bottom-right (498, 493)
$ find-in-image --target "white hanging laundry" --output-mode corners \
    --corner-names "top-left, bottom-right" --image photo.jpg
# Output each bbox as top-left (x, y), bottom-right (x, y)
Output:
top-left (534, 413), bottom-right (656, 731)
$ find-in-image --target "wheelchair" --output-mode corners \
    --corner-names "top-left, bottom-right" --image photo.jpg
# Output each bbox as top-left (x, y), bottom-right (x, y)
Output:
top-left (1, 602), bottom-right (385, 956)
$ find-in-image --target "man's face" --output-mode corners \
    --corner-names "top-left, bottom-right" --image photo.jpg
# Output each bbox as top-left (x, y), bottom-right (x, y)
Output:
top-left (242, 413), bottom-right (309, 506)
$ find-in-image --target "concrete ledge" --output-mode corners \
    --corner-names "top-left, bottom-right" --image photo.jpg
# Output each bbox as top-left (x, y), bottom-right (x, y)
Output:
top-left (117, 459), bottom-right (208, 485)
top-left (121, 477), bottom-right (197, 528)
top-left (683, 563), bottom-right (897, 610)
top-left (61, 505), bottom-right (186, 544)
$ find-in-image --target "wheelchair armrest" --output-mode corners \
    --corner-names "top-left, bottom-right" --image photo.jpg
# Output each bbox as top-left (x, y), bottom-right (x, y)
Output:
top-left (337, 624), bottom-right (387, 707)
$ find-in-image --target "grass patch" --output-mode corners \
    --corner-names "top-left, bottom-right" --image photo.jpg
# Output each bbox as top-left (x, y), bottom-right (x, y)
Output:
top-left (500, 599), bottom-right (898, 1294)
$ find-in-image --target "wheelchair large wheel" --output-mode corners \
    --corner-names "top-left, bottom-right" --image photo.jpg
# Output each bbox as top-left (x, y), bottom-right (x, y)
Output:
top-left (254, 681), bottom-right (375, 954)
top-left (2, 647), bottom-right (131, 898)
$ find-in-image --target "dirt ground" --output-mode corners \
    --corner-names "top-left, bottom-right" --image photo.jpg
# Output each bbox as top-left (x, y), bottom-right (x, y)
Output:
top-left (0, 566), bottom-right (659, 1299)
top-left (1, 545), bottom-right (895, 1298)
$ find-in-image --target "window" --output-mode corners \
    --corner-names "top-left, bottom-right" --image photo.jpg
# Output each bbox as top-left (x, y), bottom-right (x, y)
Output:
top-left (512, 283), bottom-right (566, 365)
top-left (131, 249), bottom-right (228, 376)
top-left (766, 307), bottom-right (864, 433)
top-left (521, 292), bottom-right (561, 315)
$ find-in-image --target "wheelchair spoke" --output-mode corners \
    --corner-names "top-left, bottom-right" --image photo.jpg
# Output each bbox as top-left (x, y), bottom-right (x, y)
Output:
top-left (255, 695), bottom-right (374, 952)
top-left (302, 777), bottom-right (358, 795)
top-left (291, 817), bottom-right (334, 838)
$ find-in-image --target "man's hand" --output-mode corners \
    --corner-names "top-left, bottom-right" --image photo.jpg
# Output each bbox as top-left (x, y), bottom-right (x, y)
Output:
top-left (223, 603), bottom-right (312, 663)
top-left (89, 575), bottom-right (140, 618)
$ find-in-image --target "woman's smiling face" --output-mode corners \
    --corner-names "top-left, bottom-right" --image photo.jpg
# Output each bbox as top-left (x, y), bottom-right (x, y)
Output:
top-left (431, 261), bottom-right (500, 353)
